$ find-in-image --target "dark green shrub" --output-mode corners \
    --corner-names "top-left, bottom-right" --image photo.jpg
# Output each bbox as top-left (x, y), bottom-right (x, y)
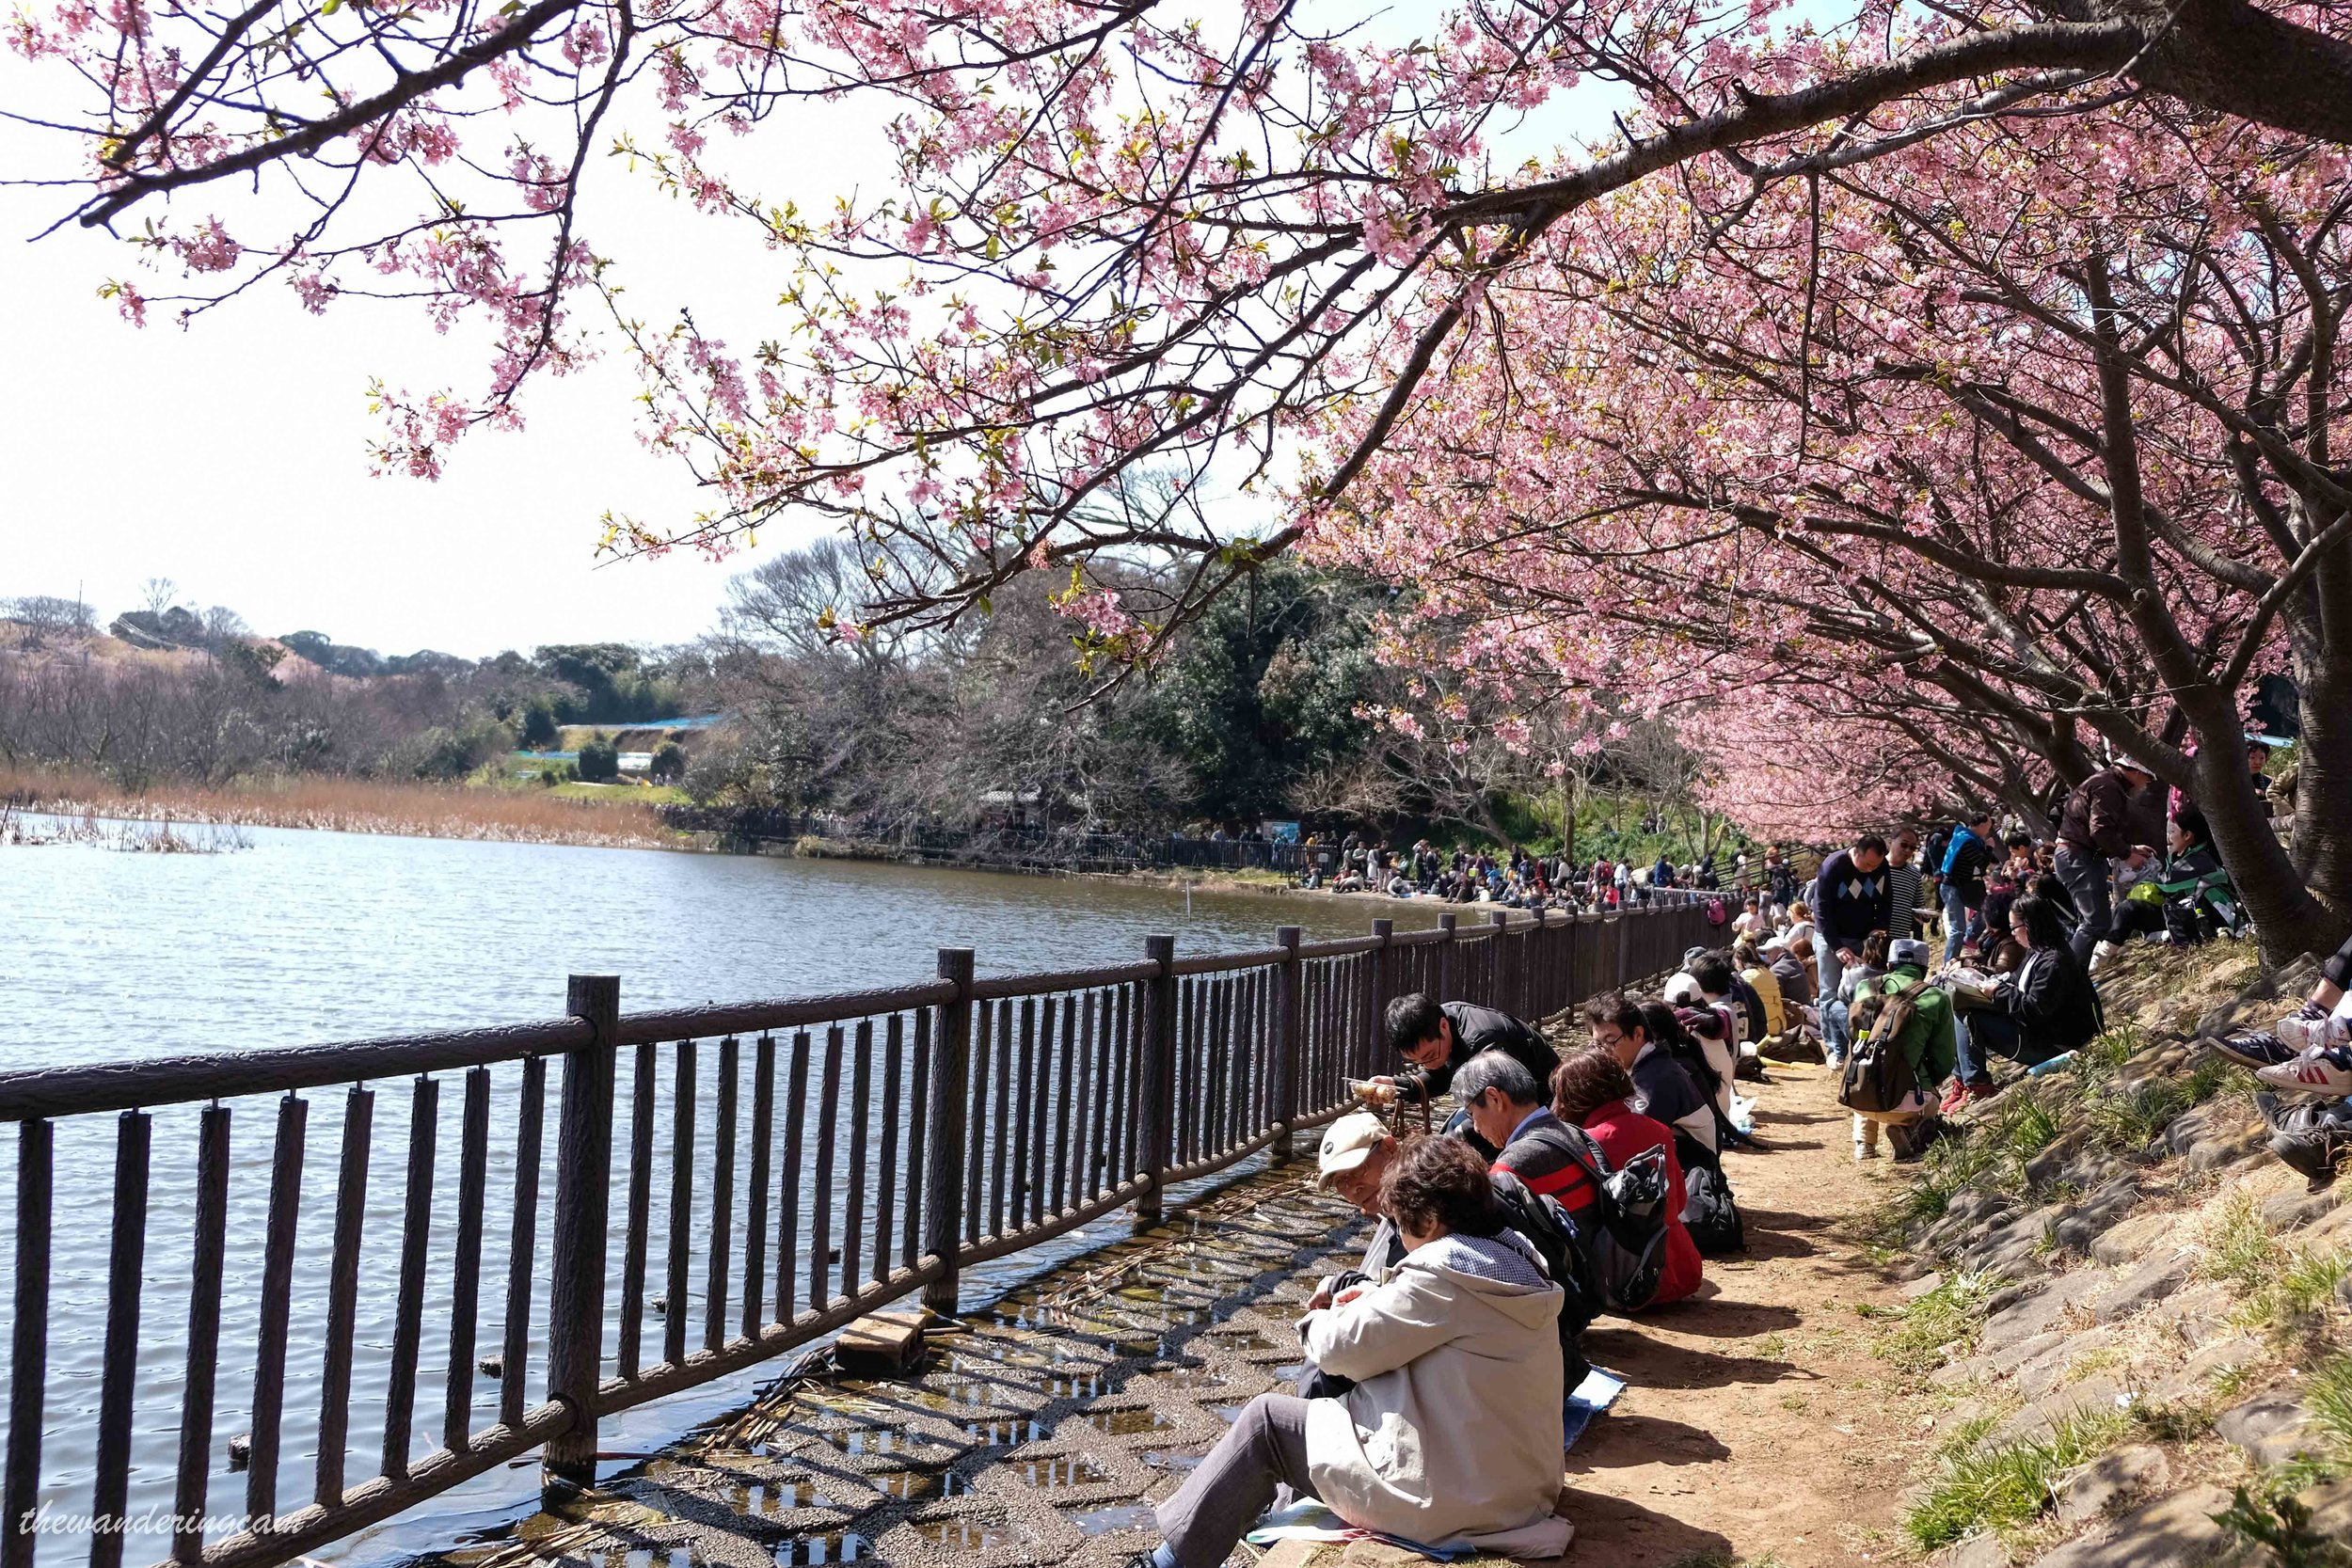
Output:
top-left (650, 741), bottom-right (687, 782)
top-left (574, 738), bottom-right (620, 783)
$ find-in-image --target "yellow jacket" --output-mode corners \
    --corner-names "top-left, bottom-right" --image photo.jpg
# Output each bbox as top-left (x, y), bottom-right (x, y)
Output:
top-left (1743, 964), bottom-right (1787, 1037)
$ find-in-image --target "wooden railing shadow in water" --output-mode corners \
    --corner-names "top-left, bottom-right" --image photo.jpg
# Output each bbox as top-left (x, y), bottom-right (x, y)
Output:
top-left (0, 898), bottom-right (1717, 1568)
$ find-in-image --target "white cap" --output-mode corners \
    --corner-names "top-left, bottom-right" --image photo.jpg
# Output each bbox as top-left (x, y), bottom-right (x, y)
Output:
top-left (1889, 938), bottom-right (1931, 969)
top-left (1316, 1113), bottom-right (1391, 1189)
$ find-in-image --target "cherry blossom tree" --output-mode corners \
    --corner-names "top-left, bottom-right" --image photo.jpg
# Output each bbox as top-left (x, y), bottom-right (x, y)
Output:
top-left (12, 0), bottom-right (2352, 943)
top-left (1313, 87), bottom-right (2351, 956)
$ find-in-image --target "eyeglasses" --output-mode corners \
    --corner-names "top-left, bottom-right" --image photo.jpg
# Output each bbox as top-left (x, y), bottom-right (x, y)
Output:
top-left (1592, 1029), bottom-right (1626, 1049)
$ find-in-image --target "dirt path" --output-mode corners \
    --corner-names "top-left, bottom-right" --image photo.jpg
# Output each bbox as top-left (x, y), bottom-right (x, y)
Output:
top-left (1561, 1061), bottom-right (1921, 1567)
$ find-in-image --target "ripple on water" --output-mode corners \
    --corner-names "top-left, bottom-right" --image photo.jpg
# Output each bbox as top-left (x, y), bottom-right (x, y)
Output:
top-left (1071, 1406), bottom-right (1178, 1436)
top-left (1069, 1502), bottom-right (1158, 1537)
top-left (911, 1518), bottom-right (1029, 1551)
top-left (772, 1533), bottom-right (871, 1565)
top-left (1014, 1454), bottom-right (1112, 1489)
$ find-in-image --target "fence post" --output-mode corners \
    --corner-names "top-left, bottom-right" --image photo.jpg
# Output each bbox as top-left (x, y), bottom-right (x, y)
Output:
top-left (1368, 919), bottom-right (1394, 1079)
top-left (1136, 935), bottom-right (1178, 1226)
top-left (1271, 927), bottom-right (1303, 1163)
top-left (922, 948), bottom-right (975, 1315)
top-left (1436, 911), bottom-right (1456, 999)
top-left (542, 974), bottom-right (618, 1499)
top-left (1488, 909), bottom-right (1511, 1013)
top-left (1614, 907), bottom-right (1631, 988)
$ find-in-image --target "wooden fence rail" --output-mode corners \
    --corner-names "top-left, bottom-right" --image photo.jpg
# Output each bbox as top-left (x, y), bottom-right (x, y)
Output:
top-left (0, 898), bottom-right (1716, 1568)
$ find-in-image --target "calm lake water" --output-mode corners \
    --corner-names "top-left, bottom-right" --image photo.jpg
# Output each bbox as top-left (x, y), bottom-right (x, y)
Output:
top-left (0, 825), bottom-right (1434, 1567)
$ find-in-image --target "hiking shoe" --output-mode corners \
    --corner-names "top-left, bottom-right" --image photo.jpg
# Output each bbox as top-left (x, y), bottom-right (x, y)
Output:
top-left (2210, 1031), bottom-right (2298, 1070)
top-left (2266, 1097), bottom-right (2352, 1190)
top-left (2255, 1046), bottom-right (2352, 1097)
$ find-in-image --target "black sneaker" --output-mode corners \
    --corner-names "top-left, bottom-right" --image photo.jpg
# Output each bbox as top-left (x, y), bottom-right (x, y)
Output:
top-left (2268, 1097), bottom-right (2352, 1191)
top-left (2211, 1030), bottom-right (2298, 1070)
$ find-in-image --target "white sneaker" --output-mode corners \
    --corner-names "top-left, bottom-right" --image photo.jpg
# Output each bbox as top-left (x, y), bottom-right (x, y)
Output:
top-left (2280, 1012), bottom-right (2352, 1054)
top-left (2255, 1047), bottom-right (2352, 1098)
top-left (1852, 1140), bottom-right (1874, 1162)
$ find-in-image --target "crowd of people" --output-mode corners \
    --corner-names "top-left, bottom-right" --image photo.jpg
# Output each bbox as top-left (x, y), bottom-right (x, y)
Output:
top-left (1125, 741), bottom-right (2352, 1567)
top-left (1297, 832), bottom-right (1742, 909)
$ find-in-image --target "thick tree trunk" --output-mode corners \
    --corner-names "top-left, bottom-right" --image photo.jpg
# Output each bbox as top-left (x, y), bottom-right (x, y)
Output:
top-left (2289, 652), bottom-right (2352, 905)
top-left (2183, 700), bottom-right (2349, 967)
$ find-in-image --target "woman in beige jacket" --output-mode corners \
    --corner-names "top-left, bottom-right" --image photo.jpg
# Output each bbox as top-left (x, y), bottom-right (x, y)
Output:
top-left (1137, 1137), bottom-right (1572, 1568)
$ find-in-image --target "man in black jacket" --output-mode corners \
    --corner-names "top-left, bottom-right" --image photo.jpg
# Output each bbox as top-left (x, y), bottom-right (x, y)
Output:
top-left (1378, 993), bottom-right (1561, 1110)
top-left (2055, 757), bottom-right (2157, 963)
top-left (1811, 833), bottom-right (1892, 1063)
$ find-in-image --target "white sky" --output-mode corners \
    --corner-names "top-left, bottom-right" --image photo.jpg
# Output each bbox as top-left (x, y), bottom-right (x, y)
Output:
top-left (0, 74), bottom-right (903, 657)
top-left (0, 1), bottom-right (1633, 659)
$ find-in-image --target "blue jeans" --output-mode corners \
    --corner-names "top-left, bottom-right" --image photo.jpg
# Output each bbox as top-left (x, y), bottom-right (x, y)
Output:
top-left (1817, 942), bottom-right (1850, 1062)
top-left (1955, 1010), bottom-right (2058, 1084)
top-left (1941, 883), bottom-right (1975, 964)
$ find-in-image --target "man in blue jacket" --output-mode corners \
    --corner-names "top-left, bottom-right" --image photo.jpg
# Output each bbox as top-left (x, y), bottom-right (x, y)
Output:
top-left (1939, 811), bottom-right (1997, 963)
top-left (1812, 833), bottom-right (1892, 1063)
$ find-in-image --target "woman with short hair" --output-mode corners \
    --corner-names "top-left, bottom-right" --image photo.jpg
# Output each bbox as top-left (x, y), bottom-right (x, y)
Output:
top-left (1551, 1051), bottom-right (1705, 1305)
top-left (1136, 1137), bottom-right (1571, 1568)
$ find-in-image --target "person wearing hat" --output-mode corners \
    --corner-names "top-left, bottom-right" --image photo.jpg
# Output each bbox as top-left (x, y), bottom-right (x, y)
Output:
top-left (2055, 754), bottom-right (2158, 965)
top-left (1844, 938), bottom-right (1958, 1161)
top-left (1309, 1113), bottom-right (1409, 1312)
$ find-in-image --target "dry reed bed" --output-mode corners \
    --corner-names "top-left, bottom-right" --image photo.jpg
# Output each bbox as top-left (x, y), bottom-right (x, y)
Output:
top-left (0, 767), bottom-right (679, 849)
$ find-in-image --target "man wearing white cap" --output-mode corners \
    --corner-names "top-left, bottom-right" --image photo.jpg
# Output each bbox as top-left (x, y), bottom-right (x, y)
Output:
top-left (1308, 1113), bottom-right (1407, 1309)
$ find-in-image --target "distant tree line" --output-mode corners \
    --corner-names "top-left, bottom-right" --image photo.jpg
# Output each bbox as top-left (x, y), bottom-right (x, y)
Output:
top-left (0, 582), bottom-right (697, 790)
top-left (677, 541), bottom-right (1719, 850)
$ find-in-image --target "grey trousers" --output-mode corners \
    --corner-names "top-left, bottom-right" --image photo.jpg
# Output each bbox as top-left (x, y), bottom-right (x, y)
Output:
top-left (1154, 1392), bottom-right (1319, 1568)
top-left (2055, 847), bottom-right (2113, 963)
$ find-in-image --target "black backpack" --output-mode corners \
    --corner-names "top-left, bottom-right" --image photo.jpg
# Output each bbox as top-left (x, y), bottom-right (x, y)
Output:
top-left (1488, 1171), bottom-right (1599, 1348)
top-left (1544, 1131), bottom-right (1674, 1316)
top-left (1681, 1162), bottom-right (1745, 1256)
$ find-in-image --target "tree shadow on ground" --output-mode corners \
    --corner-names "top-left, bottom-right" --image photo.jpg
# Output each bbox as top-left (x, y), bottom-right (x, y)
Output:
top-left (1553, 1482), bottom-right (1740, 1565)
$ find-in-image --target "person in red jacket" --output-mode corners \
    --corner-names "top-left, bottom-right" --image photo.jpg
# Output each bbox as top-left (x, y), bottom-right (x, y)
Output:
top-left (1549, 1048), bottom-right (1705, 1307)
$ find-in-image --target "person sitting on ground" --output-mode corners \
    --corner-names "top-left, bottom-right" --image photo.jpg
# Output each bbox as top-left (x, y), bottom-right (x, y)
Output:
top-left (1845, 939), bottom-right (1958, 1161)
top-left (1762, 935), bottom-right (1813, 1009)
top-left (1945, 894), bottom-right (2102, 1108)
top-left (1586, 991), bottom-right (1718, 1168)
top-left (1824, 930), bottom-right (1889, 1066)
top-left (2105, 805), bottom-right (2243, 952)
top-left (1734, 895), bottom-right (1769, 941)
top-left (1454, 1051), bottom-right (1601, 1215)
top-left (1143, 1137), bottom-right (1572, 1568)
top-left (1735, 938), bottom-right (1788, 1041)
top-left (1374, 993), bottom-right (1562, 1140)
top-left (1698, 949), bottom-right (1771, 1059)
top-left (2211, 927), bottom-right (2352, 1096)
top-left (1550, 1050), bottom-right (1704, 1305)
top-left (1312, 1107), bottom-right (1597, 1390)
